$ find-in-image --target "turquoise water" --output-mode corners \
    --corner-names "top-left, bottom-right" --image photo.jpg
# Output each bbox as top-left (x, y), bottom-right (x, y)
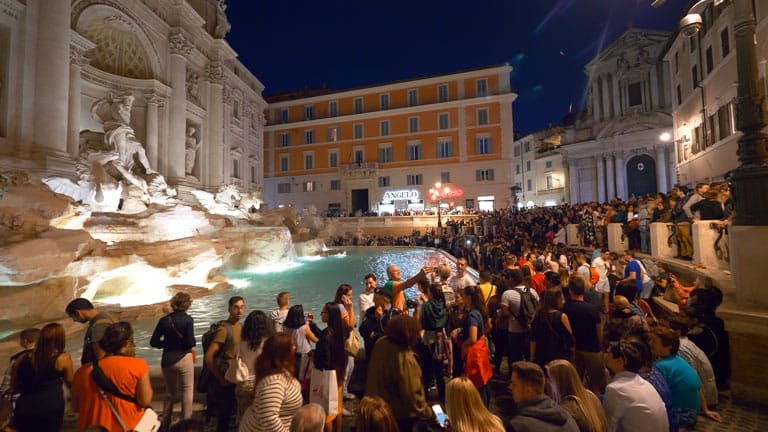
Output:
top-left (68, 247), bottom-right (461, 365)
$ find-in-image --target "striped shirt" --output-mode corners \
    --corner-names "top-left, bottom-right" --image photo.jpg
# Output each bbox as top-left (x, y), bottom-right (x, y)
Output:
top-left (238, 372), bottom-right (302, 432)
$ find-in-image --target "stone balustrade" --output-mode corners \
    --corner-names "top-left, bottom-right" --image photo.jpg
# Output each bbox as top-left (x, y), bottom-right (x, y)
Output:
top-left (650, 222), bottom-right (678, 258)
top-left (693, 220), bottom-right (730, 271)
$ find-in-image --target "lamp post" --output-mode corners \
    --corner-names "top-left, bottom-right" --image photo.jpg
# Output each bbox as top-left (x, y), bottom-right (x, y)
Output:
top-left (652, 0), bottom-right (768, 226)
top-left (429, 182), bottom-right (450, 228)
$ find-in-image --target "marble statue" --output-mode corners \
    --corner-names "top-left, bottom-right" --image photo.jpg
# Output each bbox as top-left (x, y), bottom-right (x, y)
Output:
top-left (185, 127), bottom-right (200, 176)
top-left (186, 71), bottom-right (199, 100)
top-left (45, 93), bottom-right (175, 211)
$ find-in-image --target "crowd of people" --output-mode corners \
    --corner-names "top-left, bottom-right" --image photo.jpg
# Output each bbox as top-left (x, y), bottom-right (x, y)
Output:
top-left (0, 184), bottom-right (736, 432)
top-left (0, 240), bottom-right (731, 432)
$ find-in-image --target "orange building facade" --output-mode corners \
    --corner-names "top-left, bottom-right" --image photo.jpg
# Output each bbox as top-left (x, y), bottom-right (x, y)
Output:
top-left (263, 65), bottom-right (516, 215)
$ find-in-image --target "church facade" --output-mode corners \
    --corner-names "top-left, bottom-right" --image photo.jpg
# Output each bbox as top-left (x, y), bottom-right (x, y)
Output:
top-left (561, 28), bottom-right (676, 203)
top-left (0, 0), bottom-right (265, 195)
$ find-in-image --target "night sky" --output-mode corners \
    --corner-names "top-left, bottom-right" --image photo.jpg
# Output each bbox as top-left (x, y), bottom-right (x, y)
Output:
top-left (225, 0), bottom-right (689, 135)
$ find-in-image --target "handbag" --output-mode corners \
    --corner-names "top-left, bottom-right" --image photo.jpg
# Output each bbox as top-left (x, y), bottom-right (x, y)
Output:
top-left (344, 330), bottom-right (361, 357)
top-left (224, 342), bottom-right (251, 384)
top-left (91, 360), bottom-right (161, 432)
top-left (309, 367), bottom-right (339, 417)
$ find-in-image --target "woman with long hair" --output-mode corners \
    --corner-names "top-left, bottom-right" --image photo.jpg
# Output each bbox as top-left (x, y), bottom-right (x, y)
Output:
top-left (238, 334), bottom-right (302, 432)
top-left (236, 310), bottom-right (275, 419)
top-left (333, 284), bottom-right (356, 400)
top-left (283, 304), bottom-right (319, 382)
top-left (456, 285), bottom-right (493, 407)
top-left (150, 292), bottom-right (196, 427)
top-left (530, 288), bottom-right (574, 367)
top-left (445, 376), bottom-right (504, 432)
top-left (419, 283), bottom-right (450, 403)
top-left (545, 360), bottom-right (606, 432)
top-left (355, 395), bottom-right (400, 432)
top-left (314, 302), bottom-right (347, 432)
top-left (366, 315), bottom-right (432, 432)
top-left (11, 323), bottom-right (74, 432)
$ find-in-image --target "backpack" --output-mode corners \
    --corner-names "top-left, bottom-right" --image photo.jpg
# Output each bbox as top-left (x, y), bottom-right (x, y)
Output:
top-left (196, 321), bottom-right (232, 392)
top-left (589, 266), bottom-right (600, 285)
top-left (512, 286), bottom-right (539, 331)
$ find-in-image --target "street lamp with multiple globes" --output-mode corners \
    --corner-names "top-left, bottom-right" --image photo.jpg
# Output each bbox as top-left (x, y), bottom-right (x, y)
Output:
top-left (652, 0), bottom-right (768, 226)
top-left (429, 182), bottom-right (451, 228)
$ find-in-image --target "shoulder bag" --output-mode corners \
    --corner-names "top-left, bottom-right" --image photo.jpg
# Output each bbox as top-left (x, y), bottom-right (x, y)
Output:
top-left (344, 329), bottom-right (361, 357)
top-left (224, 342), bottom-right (251, 384)
top-left (91, 359), bottom-right (161, 432)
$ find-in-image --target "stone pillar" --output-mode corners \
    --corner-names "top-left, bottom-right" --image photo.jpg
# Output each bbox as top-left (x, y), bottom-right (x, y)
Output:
top-left (567, 224), bottom-right (580, 246)
top-left (650, 222), bottom-right (678, 258)
top-left (67, 49), bottom-right (88, 159)
top-left (606, 154), bottom-right (616, 199)
top-left (601, 74), bottom-right (612, 121)
top-left (650, 67), bottom-right (660, 110)
top-left (607, 223), bottom-right (628, 253)
top-left (567, 159), bottom-right (579, 204)
top-left (614, 153), bottom-right (626, 200)
top-left (205, 62), bottom-right (225, 188)
top-left (692, 221), bottom-right (729, 270)
top-left (612, 75), bottom-right (622, 118)
top-left (668, 148), bottom-right (677, 187)
top-left (592, 82), bottom-right (601, 123)
top-left (33, 0), bottom-right (71, 161)
top-left (144, 92), bottom-right (162, 169)
top-left (596, 156), bottom-right (605, 203)
top-left (168, 32), bottom-right (192, 181)
top-left (655, 145), bottom-right (668, 193)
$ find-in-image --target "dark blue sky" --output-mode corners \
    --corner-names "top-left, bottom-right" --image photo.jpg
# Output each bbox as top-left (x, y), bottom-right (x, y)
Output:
top-left (225, 0), bottom-right (688, 134)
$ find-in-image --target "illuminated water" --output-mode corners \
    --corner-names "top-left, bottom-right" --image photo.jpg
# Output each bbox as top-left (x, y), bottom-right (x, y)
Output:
top-left (67, 247), bottom-right (471, 365)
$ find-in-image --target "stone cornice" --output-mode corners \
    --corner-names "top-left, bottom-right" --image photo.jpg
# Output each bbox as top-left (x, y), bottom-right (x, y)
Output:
top-left (81, 64), bottom-right (172, 98)
top-left (267, 65), bottom-right (514, 108)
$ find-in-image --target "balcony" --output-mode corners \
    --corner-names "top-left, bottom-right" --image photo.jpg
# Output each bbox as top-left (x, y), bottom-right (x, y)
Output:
top-left (340, 163), bottom-right (379, 179)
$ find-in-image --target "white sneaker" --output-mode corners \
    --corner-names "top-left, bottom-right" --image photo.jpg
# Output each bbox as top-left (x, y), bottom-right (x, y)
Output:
top-left (342, 407), bottom-right (353, 416)
top-left (343, 392), bottom-right (356, 400)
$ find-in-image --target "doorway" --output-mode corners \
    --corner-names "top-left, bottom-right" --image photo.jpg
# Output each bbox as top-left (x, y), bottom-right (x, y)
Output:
top-left (626, 154), bottom-right (658, 197)
top-left (351, 189), bottom-right (369, 215)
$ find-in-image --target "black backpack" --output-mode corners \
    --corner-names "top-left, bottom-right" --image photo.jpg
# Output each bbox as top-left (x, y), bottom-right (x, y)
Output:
top-left (512, 286), bottom-right (539, 330)
top-left (196, 321), bottom-right (232, 392)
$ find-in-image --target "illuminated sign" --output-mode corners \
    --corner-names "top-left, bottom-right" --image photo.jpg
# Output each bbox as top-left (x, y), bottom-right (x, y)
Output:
top-left (382, 189), bottom-right (420, 203)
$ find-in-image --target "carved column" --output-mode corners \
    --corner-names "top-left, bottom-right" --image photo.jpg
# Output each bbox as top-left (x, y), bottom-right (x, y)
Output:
top-left (596, 156), bottom-right (606, 203)
top-left (614, 152), bottom-right (626, 200)
top-left (655, 145), bottom-right (668, 193)
top-left (205, 62), bottom-right (226, 188)
top-left (144, 92), bottom-right (163, 169)
top-left (67, 49), bottom-right (89, 158)
top-left (168, 31), bottom-right (192, 181)
top-left (601, 74), bottom-right (612, 121)
top-left (606, 154), bottom-right (616, 199)
top-left (33, 0), bottom-right (71, 161)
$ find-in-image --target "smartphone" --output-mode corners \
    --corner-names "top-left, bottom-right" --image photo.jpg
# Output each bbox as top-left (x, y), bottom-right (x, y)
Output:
top-left (433, 266), bottom-right (439, 273)
top-left (432, 404), bottom-right (447, 428)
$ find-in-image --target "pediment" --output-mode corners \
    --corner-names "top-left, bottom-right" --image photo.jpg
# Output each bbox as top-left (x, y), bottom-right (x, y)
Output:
top-left (586, 28), bottom-right (670, 72)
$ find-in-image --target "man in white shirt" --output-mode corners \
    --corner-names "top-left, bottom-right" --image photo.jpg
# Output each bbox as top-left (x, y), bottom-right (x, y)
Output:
top-left (604, 340), bottom-right (669, 432)
top-left (591, 248), bottom-right (612, 313)
top-left (359, 273), bottom-right (377, 315)
top-left (448, 257), bottom-right (474, 294)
